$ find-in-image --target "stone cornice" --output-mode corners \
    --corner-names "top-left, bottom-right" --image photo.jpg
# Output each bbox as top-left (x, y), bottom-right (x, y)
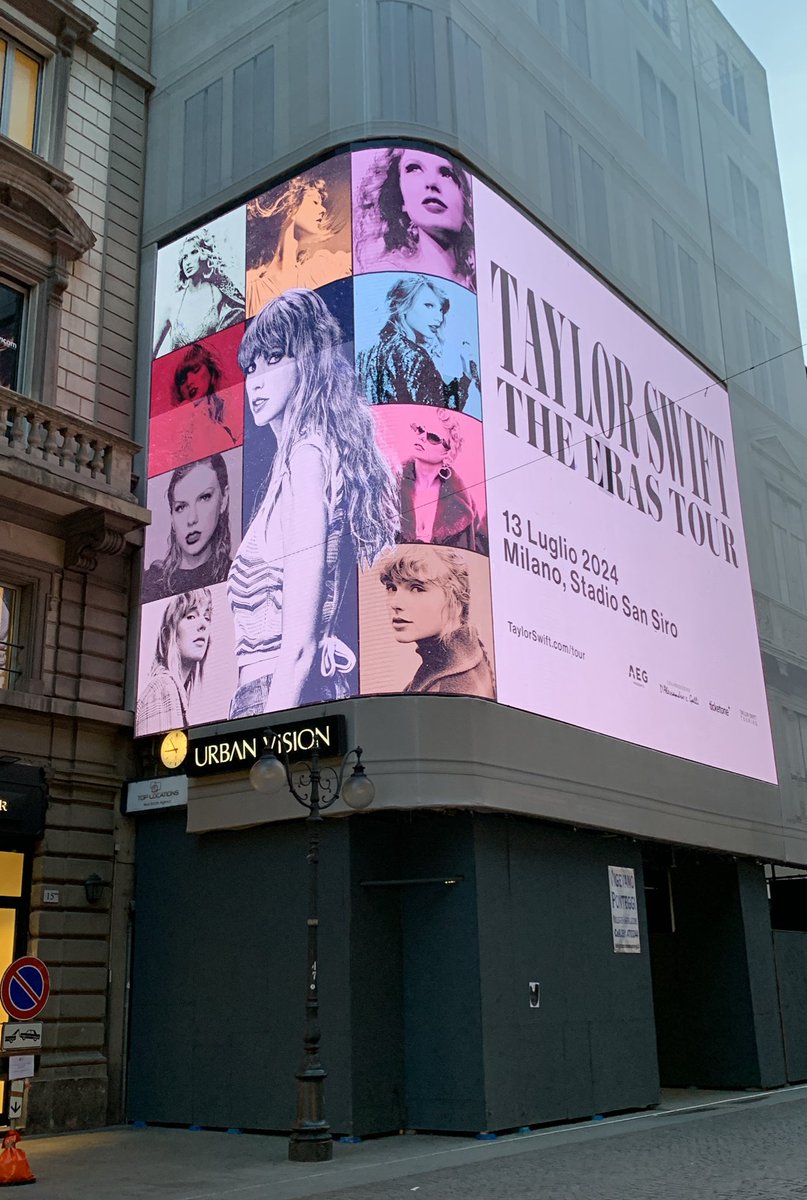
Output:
top-left (0, 0), bottom-right (96, 46)
top-left (0, 145), bottom-right (94, 260)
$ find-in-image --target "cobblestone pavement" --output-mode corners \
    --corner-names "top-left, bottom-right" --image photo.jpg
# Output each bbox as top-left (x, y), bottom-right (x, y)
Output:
top-left (313, 1094), bottom-right (807, 1200)
top-left (17, 1086), bottom-right (807, 1200)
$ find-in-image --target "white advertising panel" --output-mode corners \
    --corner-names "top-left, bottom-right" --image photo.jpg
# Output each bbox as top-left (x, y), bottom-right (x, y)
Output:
top-left (473, 179), bottom-right (776, 783)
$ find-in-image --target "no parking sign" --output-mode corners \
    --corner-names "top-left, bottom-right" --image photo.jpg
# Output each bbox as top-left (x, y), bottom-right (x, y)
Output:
top-left (0, 957), bottom-right (50, 1022)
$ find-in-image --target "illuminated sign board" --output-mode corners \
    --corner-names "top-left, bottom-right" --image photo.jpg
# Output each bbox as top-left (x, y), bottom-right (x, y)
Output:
top-left (187, 714), bottom-right (347, 775)
top-left (135, 141), bottom-right (776, 784)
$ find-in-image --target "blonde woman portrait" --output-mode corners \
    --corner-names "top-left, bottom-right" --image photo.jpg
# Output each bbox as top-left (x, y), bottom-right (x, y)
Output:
top-left (378, 545), bottom-right (495, 697)
top-left (246, 157), bottom-right (352, 315)
top-left (135, 589), bottom-right (213, 735)
top-left (396, 410), bottom-right (488, 553)
top-left (153, 227), bottom-right (245, 358)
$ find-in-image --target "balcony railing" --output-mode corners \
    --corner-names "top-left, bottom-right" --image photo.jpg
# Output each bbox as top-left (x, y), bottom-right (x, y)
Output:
top-left (0, 387), bottom-right (140, 502)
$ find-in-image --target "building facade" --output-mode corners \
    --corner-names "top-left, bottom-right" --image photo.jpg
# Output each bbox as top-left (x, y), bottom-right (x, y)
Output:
top-left (125, 0), bottom-right (807, 1134)
top-left (0, 0), bottom-right (150, 1130)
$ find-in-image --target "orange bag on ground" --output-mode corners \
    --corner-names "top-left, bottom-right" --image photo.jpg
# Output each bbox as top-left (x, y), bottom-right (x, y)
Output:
top-left (0, 1131), bottom-right (35, 1186)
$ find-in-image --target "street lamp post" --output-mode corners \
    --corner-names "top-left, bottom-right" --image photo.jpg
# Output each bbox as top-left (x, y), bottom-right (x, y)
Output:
top-left (249, 734), bottom-right (374, 1163)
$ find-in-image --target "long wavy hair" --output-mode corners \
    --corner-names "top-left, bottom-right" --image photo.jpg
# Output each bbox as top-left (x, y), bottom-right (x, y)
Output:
top-left (239, 289), bottom-right (399, 564)
top-left (152, 588), bottom-right (213, 700)
top-left (175, 230), bottom-right (244, 307)
top-left (247, 170), bottom-right (333, 268)
top-left (151, 456), bottom-right (231, 595)
top-left (356, 147), bottom-right (475, 287)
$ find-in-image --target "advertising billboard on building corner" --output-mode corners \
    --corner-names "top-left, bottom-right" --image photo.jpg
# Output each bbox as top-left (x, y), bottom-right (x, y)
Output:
top-left (135, 140), bottom-right (776, 784)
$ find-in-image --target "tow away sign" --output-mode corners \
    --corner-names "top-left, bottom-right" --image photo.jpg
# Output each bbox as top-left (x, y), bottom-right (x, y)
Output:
top-left (1, 1024), bottom-right (42, 1052)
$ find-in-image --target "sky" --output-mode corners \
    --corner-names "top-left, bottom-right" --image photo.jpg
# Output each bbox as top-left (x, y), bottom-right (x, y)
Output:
top-left (715, 0), bottom-right (807, 350)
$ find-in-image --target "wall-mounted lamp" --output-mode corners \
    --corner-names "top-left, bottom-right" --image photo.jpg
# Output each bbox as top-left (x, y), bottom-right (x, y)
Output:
top-left (84, 874), bottom-right (105, 904)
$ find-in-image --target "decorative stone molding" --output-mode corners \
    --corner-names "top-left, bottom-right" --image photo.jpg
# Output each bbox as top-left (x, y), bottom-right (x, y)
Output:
top-left (0, 386), bottom-right (140, 500)
top-left (2, 0), bottom-right (96, 46)
top-left (62, 509), bottom-right (128, 572)
top-left (0, 150), bottom-right (94, 262)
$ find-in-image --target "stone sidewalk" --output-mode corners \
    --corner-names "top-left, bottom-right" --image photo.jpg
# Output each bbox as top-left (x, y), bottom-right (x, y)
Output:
top-left (14, 1084), bottom-right (807, 1200)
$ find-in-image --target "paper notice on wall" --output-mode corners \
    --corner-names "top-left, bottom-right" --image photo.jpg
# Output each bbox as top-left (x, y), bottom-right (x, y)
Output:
top-left (8, 1054), bottom-right (35, 1081)
top-left (608, 865), bottom-right (640, 953)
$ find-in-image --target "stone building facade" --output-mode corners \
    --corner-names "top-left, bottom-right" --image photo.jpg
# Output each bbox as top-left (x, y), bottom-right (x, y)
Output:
top-left (0, 0), bottom-right (150, 1130)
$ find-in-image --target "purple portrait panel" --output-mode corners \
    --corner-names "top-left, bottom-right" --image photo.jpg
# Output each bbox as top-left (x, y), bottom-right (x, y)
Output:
top-left (352, 146), bottom-right (476, 292)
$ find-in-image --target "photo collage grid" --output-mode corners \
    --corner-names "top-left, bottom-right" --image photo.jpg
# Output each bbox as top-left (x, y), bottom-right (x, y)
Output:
top-left (137, 144), bottom-right (497, 737)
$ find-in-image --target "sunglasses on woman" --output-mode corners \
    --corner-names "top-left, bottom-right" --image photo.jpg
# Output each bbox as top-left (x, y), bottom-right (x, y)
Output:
top-left (411, 422), bottom-right (450, 450)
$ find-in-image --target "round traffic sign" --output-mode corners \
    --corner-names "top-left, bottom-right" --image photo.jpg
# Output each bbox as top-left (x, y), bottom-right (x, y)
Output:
top-left (0, 957), bottom-right (50, 1022)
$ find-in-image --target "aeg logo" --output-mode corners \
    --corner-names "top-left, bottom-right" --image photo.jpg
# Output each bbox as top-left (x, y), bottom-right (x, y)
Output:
top-left (628, 665), bottom-right (649, 685)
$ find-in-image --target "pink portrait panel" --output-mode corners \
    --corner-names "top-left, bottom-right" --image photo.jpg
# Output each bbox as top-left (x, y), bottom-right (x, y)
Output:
top-left (147, 323), bottom-right (246, 477)
top-left (371, 407), bottom-right (488, 555)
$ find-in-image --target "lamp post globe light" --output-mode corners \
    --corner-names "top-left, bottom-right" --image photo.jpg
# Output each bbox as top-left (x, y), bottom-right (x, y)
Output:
top-left (249, 733), bottom-right (374, 1162)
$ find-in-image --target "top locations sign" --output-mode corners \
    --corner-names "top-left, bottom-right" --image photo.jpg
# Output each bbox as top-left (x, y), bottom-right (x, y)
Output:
top-left (134, 141), bottom-right (775, 784)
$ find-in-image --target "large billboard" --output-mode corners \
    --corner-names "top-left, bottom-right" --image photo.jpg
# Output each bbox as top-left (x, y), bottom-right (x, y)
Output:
top-left (137, 142), bottom-right (776, 784)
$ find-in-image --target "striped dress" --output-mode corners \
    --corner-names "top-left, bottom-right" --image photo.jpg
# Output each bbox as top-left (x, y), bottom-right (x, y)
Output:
top-left (227, 435), bottom-right (349, 691)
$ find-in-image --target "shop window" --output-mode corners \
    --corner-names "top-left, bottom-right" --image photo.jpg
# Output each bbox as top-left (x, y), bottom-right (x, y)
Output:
top-left (767, 485), bottom-right (807, 612)
top-left (0, 854), bottom-right (22, 898)
top-left (0, 584), bottom-right (23, 690)
top-left (0, 34), bottom-right (41, 152)
top-left (644, 863), bottom-right (675, 934)
top-left (0, 280), bottom-right (24, 391)
top-left (0, 848), bottom-right (29, 1121)
top-left (770, 876), bottom-right (807, 931)
top-left (637, 52), bottom-right (684, 175)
